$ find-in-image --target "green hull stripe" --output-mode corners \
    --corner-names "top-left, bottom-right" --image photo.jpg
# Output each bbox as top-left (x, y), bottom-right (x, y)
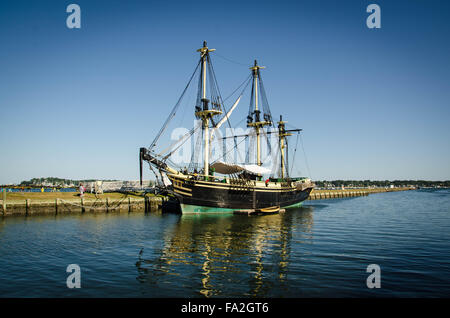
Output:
top-left (180, 204), bottom-right (235, 214)
top-left (181, 201), bottom-right (304, 213)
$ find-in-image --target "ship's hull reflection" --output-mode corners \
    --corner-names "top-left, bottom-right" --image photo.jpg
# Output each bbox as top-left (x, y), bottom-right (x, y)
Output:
top-left (136, 206), bottom-right (314, 297)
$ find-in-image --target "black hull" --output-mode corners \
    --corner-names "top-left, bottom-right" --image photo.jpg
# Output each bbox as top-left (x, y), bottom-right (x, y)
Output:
top-left (169, 176), bottom-right (313, 213)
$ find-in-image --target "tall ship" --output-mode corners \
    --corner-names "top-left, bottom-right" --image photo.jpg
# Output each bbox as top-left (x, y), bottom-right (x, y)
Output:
top-left (140, 41), bottom-right (314, 213)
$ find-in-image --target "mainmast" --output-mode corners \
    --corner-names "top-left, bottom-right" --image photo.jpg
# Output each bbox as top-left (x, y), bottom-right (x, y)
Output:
top-left (277, 115), bottom-right (292, 179)
top-left (247, 60), bottom-right (271, 166)
top-left (195, 41), bottom-right (222, 177)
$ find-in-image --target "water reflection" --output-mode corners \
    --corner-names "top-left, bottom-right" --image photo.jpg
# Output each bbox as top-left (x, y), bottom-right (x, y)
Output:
top-left (136, 206), bottom-right (314, 297)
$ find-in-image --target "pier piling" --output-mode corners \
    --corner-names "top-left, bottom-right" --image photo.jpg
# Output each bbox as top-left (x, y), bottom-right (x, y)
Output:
top-left (2, 189), bottom-right (6, 215)
top-left (26, 199), bottom-right (31, 215)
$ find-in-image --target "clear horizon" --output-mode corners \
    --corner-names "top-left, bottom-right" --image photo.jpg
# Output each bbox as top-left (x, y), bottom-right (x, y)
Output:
top-left (1, 0), bottom-right (450, 184)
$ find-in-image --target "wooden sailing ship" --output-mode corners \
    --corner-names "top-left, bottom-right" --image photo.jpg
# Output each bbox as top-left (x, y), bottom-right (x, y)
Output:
top-left (140, 41), bottom-right (314, 213)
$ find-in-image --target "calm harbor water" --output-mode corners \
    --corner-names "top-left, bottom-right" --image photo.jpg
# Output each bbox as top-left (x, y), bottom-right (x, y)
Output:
top-left (0, 189), bottom-right (449, 297)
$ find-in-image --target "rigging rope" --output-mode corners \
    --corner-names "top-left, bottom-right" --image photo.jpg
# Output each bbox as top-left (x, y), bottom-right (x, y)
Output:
top-left (285, 138), bottom-right (290, 178)
top-left (223, 74), bottom-right (252, 102)
top-left (149, 60), bottom-right (201, 150)
top-left (299, 132), bottom-right (313, 179)
top-left (159, 121), bottom-right (202, 158)
top-left (58, 195), bottom-right (140, 210)
top-left (212, 130), bottom-right (254, 165)
top-left (257, 71), bottom-right (275, 127)
top-left (260, 127), bottom-right (273, 159)
top-left (214, 52), bottom-right (250, 67)
top-left (290, 131), bottom-right (301, 176)
top-left (208, 54), bottom-right (245, 163)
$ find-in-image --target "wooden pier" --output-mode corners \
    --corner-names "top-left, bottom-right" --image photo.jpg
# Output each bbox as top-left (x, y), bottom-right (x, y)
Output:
top-left (308, 190), bottom-right (369, 200)
top-left (0, 190), bottom-right (166, 216)
top-left (308, 187), bottom-right (415, 200)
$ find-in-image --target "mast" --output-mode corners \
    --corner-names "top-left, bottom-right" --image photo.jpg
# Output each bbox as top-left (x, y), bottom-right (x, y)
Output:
top-left (278, 115), bottom-right (292, 179)
top-left (248, 60), bottom-right (271, 166)
top-left (195, 41), bottom-right (221, 178)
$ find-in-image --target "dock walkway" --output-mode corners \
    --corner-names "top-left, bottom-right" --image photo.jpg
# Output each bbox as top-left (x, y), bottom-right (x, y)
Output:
top-left (0, 192), bottom-right (165, 216)
top-left (308, 187), bottom-right (415, 200)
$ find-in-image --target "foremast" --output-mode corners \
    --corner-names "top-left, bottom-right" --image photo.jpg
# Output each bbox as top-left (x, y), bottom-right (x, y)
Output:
top-left (195, 41), bottom-right (222, 178)
top-left (140, 41), bottom-right (224, 185)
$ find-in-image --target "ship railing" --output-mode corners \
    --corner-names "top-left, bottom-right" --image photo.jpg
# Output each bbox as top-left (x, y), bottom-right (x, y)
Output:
top-left (229, 174), bottom-right (253, 191)
top-left (186, 173), bottom-right (255, 191)
top-left (188, 173), bottom-right (227, 184)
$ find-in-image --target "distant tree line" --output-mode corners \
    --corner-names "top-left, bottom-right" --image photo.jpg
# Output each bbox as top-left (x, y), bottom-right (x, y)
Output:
top-left (19, 177), bottom-right (120, 187)
top-left (314, 180), bottom-right (450, 188)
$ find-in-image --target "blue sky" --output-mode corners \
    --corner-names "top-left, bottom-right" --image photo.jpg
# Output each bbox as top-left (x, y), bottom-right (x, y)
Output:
top-left (0, 0), bottom-right (449, 184)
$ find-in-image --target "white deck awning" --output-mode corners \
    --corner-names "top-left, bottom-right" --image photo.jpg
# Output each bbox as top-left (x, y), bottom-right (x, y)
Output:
top-left (210, 161), bottom-right (271, 175)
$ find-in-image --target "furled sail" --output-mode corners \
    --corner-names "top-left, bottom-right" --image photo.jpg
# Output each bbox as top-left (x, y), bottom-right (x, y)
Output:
top-left (161, 171), bottom-right (172, 187)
